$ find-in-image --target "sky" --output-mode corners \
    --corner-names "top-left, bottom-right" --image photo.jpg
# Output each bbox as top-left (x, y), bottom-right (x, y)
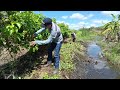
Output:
top-left (34, 11), bottom-right (120, 30)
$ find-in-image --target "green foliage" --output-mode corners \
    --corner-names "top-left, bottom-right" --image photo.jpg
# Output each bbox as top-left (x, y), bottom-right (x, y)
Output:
top-left (0, 11), bottom-right (74, 55)
top-left (81, 29), bottom-right (90, 36)
top-left (77, 28), bottom-right (96, 41)
top-left (43, 73), bottom-right (60, 79)
top-left (58, 23), bottom-right (71, 39)
top-left (102, 14), bottom-right (120, 41)
top-left (52, 18), bottom-right (57, 24)
top-left (0, 11), bottom-right (48, 54)
top-left (98, 41), bottom-right (120, 64)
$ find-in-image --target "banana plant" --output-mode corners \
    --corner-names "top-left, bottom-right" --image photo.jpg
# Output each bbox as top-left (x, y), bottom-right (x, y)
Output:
top-left (102, 14), bottom-right (120, 42)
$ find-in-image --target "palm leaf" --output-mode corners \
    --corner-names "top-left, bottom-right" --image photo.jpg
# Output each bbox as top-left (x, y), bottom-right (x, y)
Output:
top-left (111, 14), bottom-right (116, 20)
top-left (102, 28), bottom-right (112, 35)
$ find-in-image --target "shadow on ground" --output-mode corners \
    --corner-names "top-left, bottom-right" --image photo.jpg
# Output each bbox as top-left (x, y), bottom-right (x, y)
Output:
top-left (0, 45), bottom-right (49, 79)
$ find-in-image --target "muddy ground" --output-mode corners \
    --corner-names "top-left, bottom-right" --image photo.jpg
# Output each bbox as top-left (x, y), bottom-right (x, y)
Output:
top-left (1, 39), bottom-right (120, 79)
top-left (69, 41), bottom-right (96, 79)
top-left (0, 41), bottom-right (69, 79)
top-left (70, 41), bottom-right (120, 79)
top-left (0, 45), bottom-right (49, 79)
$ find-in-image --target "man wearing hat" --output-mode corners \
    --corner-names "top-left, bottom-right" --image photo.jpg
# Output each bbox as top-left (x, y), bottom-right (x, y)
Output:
top-left (30, 18), bottom-right (63, 74)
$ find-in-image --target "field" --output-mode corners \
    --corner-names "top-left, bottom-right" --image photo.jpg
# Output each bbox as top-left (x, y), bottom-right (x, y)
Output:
top-left (1, 11), bottom-right (120, 79)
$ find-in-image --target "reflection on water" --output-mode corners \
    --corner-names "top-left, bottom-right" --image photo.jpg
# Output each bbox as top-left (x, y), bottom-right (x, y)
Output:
top-left (87, 42), bottom-right (101, 59)
top-left (86, 42), bottom-right (120, 79)
top-left (94, 61), bottom-right (109, 70)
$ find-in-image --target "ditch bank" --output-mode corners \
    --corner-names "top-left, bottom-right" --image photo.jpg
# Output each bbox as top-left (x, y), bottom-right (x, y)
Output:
top-left (70, 41), bottom-right (120, 79)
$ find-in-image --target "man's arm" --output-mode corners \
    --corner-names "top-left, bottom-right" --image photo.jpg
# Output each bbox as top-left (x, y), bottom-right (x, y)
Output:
top-left (34, 35), bottom-right (53, 45)
top-left (34, 28), bottom-right (46, 36)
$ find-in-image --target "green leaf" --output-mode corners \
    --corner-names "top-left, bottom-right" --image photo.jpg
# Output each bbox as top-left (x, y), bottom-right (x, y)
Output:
top-left (17, 37), bottom-right (21, 42)
top-left (10, 29), bottom-right (14, 35)
top-left (33, 47), bottom-right (36, 52)
top-left (118, 15), bottom-right (120, 20)
top-left (16, 23), bottom-right (21, 29)
top-left (0, 39), bottom-right (3, 45)
top-left (111, 14), bottom-right (116, 20)
top-left (6, 26), bottom-right (10, 29)
top-left (35, 46), bottom-right (38, 51)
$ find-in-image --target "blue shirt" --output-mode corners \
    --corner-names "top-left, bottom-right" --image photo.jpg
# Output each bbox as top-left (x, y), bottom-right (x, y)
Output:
top-left (34, 22), bottom-right (63, 45)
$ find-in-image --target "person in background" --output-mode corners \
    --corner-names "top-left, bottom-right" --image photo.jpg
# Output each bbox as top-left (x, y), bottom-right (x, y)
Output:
top-left (30, 18), bottom-right (63, 74)
top-left (71, 32), bottom-right (76, 42)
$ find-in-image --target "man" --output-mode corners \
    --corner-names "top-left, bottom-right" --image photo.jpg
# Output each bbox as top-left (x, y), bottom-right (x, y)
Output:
top-left (71, 32), bottom-right (76, 42)
top-left (30, 18), bottom-right (63, 74)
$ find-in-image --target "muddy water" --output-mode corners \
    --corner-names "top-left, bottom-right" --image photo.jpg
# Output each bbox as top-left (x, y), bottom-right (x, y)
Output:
top-left (70, 42), bottom-right (120, 79)
top-left (86, 42), bottom-right (120, 79)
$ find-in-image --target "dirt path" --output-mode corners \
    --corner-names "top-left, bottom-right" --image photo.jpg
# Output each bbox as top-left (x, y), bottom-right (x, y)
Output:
top-left (1, 39), bottom-right (120, 79)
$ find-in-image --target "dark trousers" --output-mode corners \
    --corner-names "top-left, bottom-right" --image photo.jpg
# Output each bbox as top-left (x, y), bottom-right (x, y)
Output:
top-left (73, 38), bottom-right (76, 42)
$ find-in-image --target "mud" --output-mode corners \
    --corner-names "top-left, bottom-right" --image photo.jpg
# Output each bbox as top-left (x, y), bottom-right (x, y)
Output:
top-left (70, 41), bottom-right (120, 79)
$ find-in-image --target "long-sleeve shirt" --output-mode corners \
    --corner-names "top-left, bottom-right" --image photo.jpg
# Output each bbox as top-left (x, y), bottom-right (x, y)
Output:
top-left (34, 22), bottom-right (63, 45)
top-left (71, 33), bottom-right (76, 39)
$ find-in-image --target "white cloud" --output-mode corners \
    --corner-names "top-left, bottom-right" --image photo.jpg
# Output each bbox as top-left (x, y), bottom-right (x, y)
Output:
top-left (86, 26), bottom-right (91, 28)
top-left (69, 22), bottom-right (89, 30)
top-left (88, 14), bottom-right (94, 18)
top-left (78, 22), bottom-right (87, 25)
top-left (56, 20), bottom-right (100, 30)
top-left (56, 20), bottom-right (69, 25)
top-left (69, 24), bottom-right (80, 30)
top-left (85, 24), bottom-right (97, 28)
top-left (101, 11), bottom-right (120, 16)
top-left (90, 24), bottom-right (97, 27)
top-left (61, 16), bottom-right (68, 19)
top-left (70, 13), bottom-right (87, 20)
top-left (56, 20), bottom-right (79, 30)
top-left (56, 20), bottom-right (65, 23)
top-left (59, 21), bottom-right (97, 30)
top-left (56, 20), bottom-right (78, 29)
top-left (92, 19), bottom-right (110, 24)
top-left (69, 13), bottom-right (94, 20)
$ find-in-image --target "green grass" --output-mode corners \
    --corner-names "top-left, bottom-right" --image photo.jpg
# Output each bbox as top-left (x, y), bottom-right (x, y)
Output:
top-left (38, 42), bottom-right (84, 79)
top-left (23, 29), bottom-right (97, 79)
top-left (23, 39), bottom-right (84, 79)
top-left (97, 41), bottom-right (120, 64)
top-left (76, 30), bottom-right (97, 42)
top-left (77, 29), bottom-right (120, 65)
top-left (42, 73), bottom-right (60, 79)
top-left (60, 42), bottom-right (76, 71)
top-left (42, 40), bottom-right (86, 79)
top-left (7, 29), bottom-right (96, 79)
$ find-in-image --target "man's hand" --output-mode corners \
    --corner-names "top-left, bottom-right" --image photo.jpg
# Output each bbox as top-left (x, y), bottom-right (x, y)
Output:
top-left (30, 41), bottom-right (36, 46)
